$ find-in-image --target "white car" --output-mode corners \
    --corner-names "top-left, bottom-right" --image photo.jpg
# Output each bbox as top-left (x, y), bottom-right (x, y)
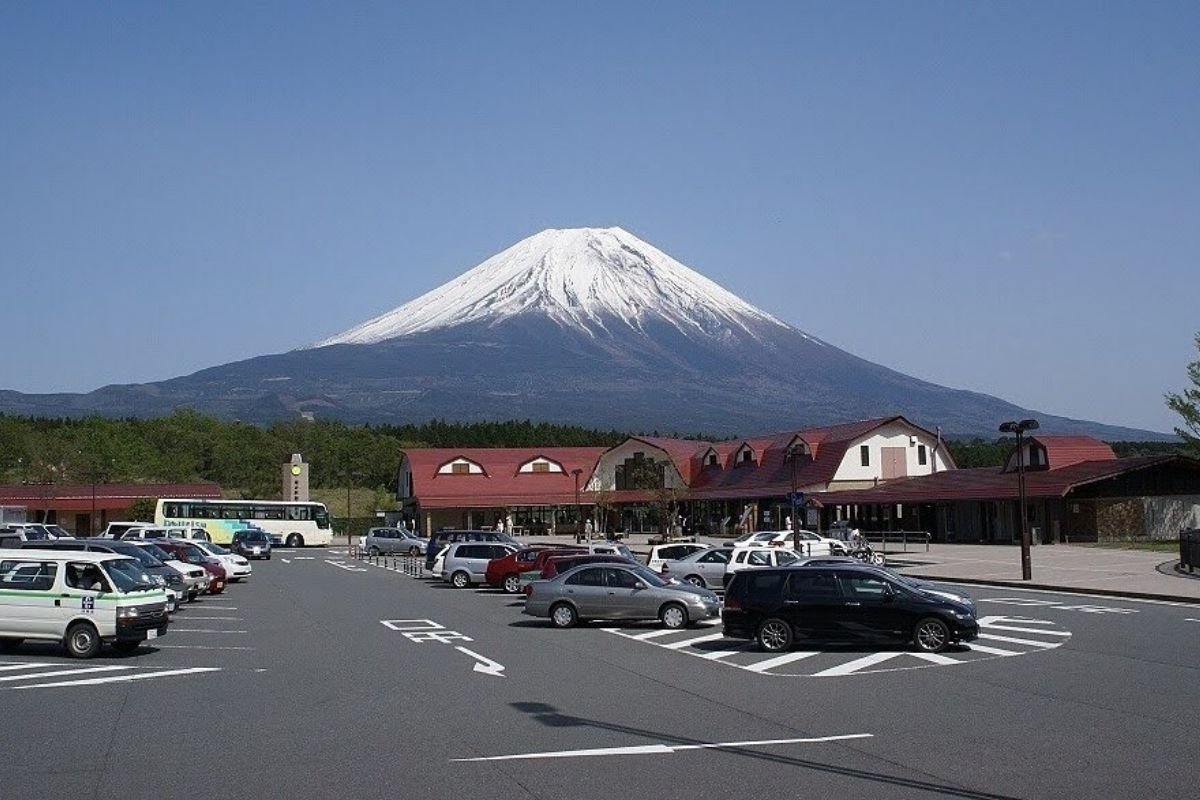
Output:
top-left (166, 527), bottom-right (212, 543)
top-left (726, 530), bottom-right (841, 556)
top-left (646, 542), bottom-right (710, 573)
top-left (130, 541), bottom-right (207, 602)
top-left (722, 546), bottom-right (804, 587)
top-left (192, 540), bottom-right (252, 582)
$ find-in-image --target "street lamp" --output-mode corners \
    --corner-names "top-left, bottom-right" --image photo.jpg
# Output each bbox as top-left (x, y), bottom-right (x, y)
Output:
top-left (999, 418), bottom-right (1040, 580)
top-left (571, 469), bottom-right (583, 542)
top-left (787, 444), bottom-right (802, 552)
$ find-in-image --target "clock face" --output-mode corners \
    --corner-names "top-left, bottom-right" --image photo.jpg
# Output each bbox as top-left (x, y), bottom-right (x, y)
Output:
top-left (291, 465), bottom-right (302, 476)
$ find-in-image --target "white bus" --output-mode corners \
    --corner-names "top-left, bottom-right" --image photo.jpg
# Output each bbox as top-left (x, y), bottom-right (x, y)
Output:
top-left (155, 499), bottom-right (332, 548)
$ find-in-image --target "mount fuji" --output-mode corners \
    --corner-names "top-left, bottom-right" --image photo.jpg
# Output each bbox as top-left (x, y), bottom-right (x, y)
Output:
top-left (0, 227), bottom-right (1165, 439)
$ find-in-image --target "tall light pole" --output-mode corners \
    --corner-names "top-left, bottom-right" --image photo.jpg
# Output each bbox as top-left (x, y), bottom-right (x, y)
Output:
top-left (999, 418), bottom-right (1039, 581)
top-left (787, 444), bottom-right (801, 551)
top-left (571, 469), bottom-right (583, 542)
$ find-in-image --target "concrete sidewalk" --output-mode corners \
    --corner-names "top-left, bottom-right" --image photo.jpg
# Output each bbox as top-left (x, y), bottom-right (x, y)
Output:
top-left (887, 543), bottom-right (1200, 603)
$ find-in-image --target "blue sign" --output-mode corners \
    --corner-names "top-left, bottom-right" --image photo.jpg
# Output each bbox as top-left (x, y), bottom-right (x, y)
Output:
top-left (789, 492), bottom-right (805, 508)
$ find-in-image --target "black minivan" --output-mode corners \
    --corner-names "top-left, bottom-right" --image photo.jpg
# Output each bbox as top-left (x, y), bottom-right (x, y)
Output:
top-left (722, 564), bottom-right (978, 654)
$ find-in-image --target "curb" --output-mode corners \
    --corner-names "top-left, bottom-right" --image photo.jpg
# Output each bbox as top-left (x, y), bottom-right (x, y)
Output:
top-left (902, 574), bottom-right (1200, 605)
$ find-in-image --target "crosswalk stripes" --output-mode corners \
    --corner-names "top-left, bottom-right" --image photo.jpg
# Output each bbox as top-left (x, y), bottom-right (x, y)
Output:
top-left (0, 661), bottom-right (223, 691)
top-left (602, 614), bottom-right (1072, 678)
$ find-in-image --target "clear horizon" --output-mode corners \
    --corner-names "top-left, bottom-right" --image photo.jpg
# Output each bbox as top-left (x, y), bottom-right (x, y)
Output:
top-left (2, 2), bottom-right (1196, 434)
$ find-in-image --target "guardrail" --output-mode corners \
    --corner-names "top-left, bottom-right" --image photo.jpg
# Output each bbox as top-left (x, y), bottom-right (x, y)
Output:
top-left (1181, 529), bottom-right (1200, 573)
top-left (859, 530), bottom-right (932, 553)
top-left (355, 547), bottom-right (427, 578)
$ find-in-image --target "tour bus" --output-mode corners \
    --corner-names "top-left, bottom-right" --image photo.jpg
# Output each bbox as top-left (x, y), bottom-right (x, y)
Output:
top-left (154, 499), bottom-right (332, 548)
top-left (0, 549), bottom-right (170, 658)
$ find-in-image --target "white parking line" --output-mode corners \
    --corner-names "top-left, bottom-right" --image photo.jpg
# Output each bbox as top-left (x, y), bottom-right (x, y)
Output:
top-left (976, 633), bottom-right (1061, 648)
top-left (156, 645), bottom-right (255, 651)
top-left (14, 667), bottom-right (221, 689)
top-left (908, 652), bottom-right (962, 666)
top-left (981, 623), bottom-right (1072, 637)
top-left (170, 629), bottom-right (248, 634)
top-left (0, 665), bottom-right (132, 683)
top-left (195, 606), bottom-right (238, 611)
top-left (744, 651), bottom-right (820, 673)
top-left (0, 662), bottom-right (54, 672)
top-left (451, 733), bottom-right (874, 762)
top-left (812, 652), bottom-right (903, 677)
top-left (626, 629), bottom-right (682, 640)
top-left (966, 643), bottom-right (1023, 657)
top-left (660, 633), bottom-right (727, 650)
top-left (697, 646), bottom-right (753, 660)
top-left (179, 616), bottom-right (244, 621)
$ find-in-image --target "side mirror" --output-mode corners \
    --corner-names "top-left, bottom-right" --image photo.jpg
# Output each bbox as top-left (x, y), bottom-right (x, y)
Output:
top-left (631, 581), bottom-right (645, 590)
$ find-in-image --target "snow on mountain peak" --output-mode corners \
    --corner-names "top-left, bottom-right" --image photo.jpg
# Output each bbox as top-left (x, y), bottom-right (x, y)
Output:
top-left (313, 226), bottom-right (792, 347)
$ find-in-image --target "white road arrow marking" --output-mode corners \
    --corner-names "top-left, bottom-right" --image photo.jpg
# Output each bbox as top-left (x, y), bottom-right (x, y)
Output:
top-left (451, 733), bottom-right (873, 762)
top-left (455, 646), bottom-right (506, 677)
top-left (325, 560), bottom-right (367, 572)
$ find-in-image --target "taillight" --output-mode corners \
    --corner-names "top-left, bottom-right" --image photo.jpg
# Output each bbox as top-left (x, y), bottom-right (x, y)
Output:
top-left (724, 587), bottom-right (741, 610)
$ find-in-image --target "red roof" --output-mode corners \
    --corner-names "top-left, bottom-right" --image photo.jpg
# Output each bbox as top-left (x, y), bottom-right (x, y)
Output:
top-left (1024, 435), bottom-right (1117, 470)
top-left (0, 482), bottom-right (223, 512)
top-left (403, 448), bottom-right (608, 510)
top-left (813, 456), bottom-right (1197, 505)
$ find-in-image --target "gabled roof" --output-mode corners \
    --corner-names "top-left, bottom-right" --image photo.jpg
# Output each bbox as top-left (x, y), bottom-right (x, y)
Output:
top-left (402, 447), bottom-right (608, 509)
top-left (627, 436), bottom-right (712, 484)
top-left (1021, 435), bottom-right (1117, 471)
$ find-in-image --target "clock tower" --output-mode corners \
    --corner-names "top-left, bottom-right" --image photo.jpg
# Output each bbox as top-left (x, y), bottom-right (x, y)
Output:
top-left (283, 453), bottom-right (310, 502)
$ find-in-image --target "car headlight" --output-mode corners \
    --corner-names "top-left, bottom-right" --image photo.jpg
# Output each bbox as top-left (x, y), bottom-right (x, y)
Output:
top-left (153, 575), bottom-right (166, 587)
top-left (118, 607), bottom-right (139, 618)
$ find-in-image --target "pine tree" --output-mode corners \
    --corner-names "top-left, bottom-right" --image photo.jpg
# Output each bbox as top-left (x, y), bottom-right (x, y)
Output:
top-left (1165, 332), bottom-right (1200, 455)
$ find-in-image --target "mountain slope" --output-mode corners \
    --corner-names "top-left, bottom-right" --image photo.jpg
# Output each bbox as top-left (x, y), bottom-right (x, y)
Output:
top-left (0, 227), bottom-right (1171, 440)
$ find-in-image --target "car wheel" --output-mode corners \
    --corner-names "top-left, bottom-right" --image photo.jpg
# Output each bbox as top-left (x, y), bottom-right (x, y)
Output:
top-left (368, 546), bottom-right (381, 557)
top-left (660, 602), bottom-right (688, 629)
top-left (550, 602), bottom-right (577, 628)
top-left (503, 574), bottom-right (521, 594)
top-left (286, 534), bottom-right (303, 548)
top-left (914, 617), bottom-right (950, 653)
top-left (64, 622), bottom-right (101, 659)
top-left (113, 640), bottom-right (142, 654)
top-left (756, 618), bottom-right (793, 653)
top-left (451, 571), bottom-right (471, 589)
top-left (265, 553), bottom-right (272, 560)
top-left (408, 545), bottom-right (420, 556)
top-left (871, 553), bottom-right (886, 566)
top-left (187, 590), bottom-right (198, 603)
top-left (0, 638), bottom-right (23, 652)
top-left (684, 574), bottom-right (705, 588)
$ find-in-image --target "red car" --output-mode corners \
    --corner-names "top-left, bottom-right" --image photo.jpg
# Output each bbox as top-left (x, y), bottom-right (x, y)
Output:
top-left (157, 540), bottom-right (228, 594)
top-left (486, 547), bottom-right (573, 594)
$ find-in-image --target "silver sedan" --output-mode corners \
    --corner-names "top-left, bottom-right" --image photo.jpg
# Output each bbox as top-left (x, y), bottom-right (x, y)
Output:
top-left (659, 546), bottom-right (732, 588)
top-left (524, 563), bottom-right (721, 629)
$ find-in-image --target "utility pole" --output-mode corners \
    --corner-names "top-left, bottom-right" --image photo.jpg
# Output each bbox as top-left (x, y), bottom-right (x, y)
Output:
top-left (999, 418), bottom-right (1039, 580)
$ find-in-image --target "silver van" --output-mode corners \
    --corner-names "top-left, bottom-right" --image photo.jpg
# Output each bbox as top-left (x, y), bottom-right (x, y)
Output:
top-left (442, 542), bottom-right (518, 589)
top-left (0, 548), bottom-right (170, 658)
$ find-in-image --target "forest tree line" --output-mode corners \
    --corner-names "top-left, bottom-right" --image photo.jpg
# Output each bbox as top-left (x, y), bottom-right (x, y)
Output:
top-left (0, 411), bottom-right (1183, 498)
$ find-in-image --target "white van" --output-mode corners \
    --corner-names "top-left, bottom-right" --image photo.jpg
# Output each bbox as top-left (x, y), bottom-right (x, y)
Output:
top-left (0, 549), bottom-right (170, 658)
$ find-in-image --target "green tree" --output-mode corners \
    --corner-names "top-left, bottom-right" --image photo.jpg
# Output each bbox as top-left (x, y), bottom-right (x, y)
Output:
top-left (1165, 332), bottom-right (1200, 455)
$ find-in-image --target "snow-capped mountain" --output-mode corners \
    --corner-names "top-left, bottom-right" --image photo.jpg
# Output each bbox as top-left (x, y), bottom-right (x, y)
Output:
top-left (0, 227), bottom-right (1168, 440)
top-left (314, 227), bottom-right (794, 346)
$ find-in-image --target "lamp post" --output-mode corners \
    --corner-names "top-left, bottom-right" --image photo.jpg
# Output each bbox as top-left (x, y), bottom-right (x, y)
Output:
top-left (999, 418), bottom-right (1040, 580)
top-left (787, 444), bottom-right (801, 552)
top-left (571, 469), bottom-right (583, 542)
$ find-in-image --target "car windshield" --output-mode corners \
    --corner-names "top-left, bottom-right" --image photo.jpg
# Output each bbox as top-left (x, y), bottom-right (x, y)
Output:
top-left (138, 543), bottom-right (172, 561)
top-left (240, 531), bottom-right (269, 543)
top-left (22, 529), bottom-right (48, 540)
top-left (104, 558), bottom-right (158, 592)
top-left (45, 525), bottom-right (71, 538)
top-left (206, 543), bottom-right (231, 555)
top-left (776, 550), bottom-right (800, 565)
top-left (113, 546), bottom-right (163, 568)
top-left (627, 565), bottom-right (672, 588)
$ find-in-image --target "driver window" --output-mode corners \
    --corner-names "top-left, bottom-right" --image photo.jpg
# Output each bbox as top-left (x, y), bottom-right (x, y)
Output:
top-left (66, 563), bottom-right (110, 593)
top-left (604, 568), bottom-right (641, 589)
top-left (748, 551), bottom-right (771, 566)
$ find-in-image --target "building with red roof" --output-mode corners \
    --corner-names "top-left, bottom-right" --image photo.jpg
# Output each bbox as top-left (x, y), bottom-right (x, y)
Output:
top-left (0, 482), bottom-right (223, 536)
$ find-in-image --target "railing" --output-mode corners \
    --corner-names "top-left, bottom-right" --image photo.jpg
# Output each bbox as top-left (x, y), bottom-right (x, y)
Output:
top-left (355, 547), bottom-right (427, 578)
top-left (859, 530), bottom-right (932, 553)
top-left (1181, 529), bottom-right (1200, 573)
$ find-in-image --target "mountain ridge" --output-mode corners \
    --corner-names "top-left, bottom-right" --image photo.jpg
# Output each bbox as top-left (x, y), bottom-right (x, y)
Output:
top-left (0, 227), bottom-right (1173, 441)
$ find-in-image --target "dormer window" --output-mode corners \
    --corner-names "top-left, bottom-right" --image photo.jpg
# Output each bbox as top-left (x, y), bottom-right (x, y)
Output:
top-left (735, 444), bottom-right (756, 466)
top-left (707, 453), bottom-right (719, 466)
top-left (437, 457), bottom-right (486, 476)
top-left (518, 456), bottom-right (565, 474)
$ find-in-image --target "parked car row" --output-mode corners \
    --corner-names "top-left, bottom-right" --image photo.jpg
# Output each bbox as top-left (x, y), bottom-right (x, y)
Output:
top-left (390, 531), bottom-right (979, 654)
top-left (0, 525), bottom-right (270, 659)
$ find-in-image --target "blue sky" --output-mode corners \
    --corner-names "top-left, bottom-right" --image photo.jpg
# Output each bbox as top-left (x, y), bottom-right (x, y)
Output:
top-left (2, 2), bottom-right (1196, 433)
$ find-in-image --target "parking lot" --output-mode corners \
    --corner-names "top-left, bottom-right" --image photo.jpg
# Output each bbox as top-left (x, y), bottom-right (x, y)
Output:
top-left (2, 546), bottom-right (1198, 800)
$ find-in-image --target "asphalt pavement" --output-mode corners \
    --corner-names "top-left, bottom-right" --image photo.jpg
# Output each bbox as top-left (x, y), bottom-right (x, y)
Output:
top-left (2, 548), bottom-right (1198, 800)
